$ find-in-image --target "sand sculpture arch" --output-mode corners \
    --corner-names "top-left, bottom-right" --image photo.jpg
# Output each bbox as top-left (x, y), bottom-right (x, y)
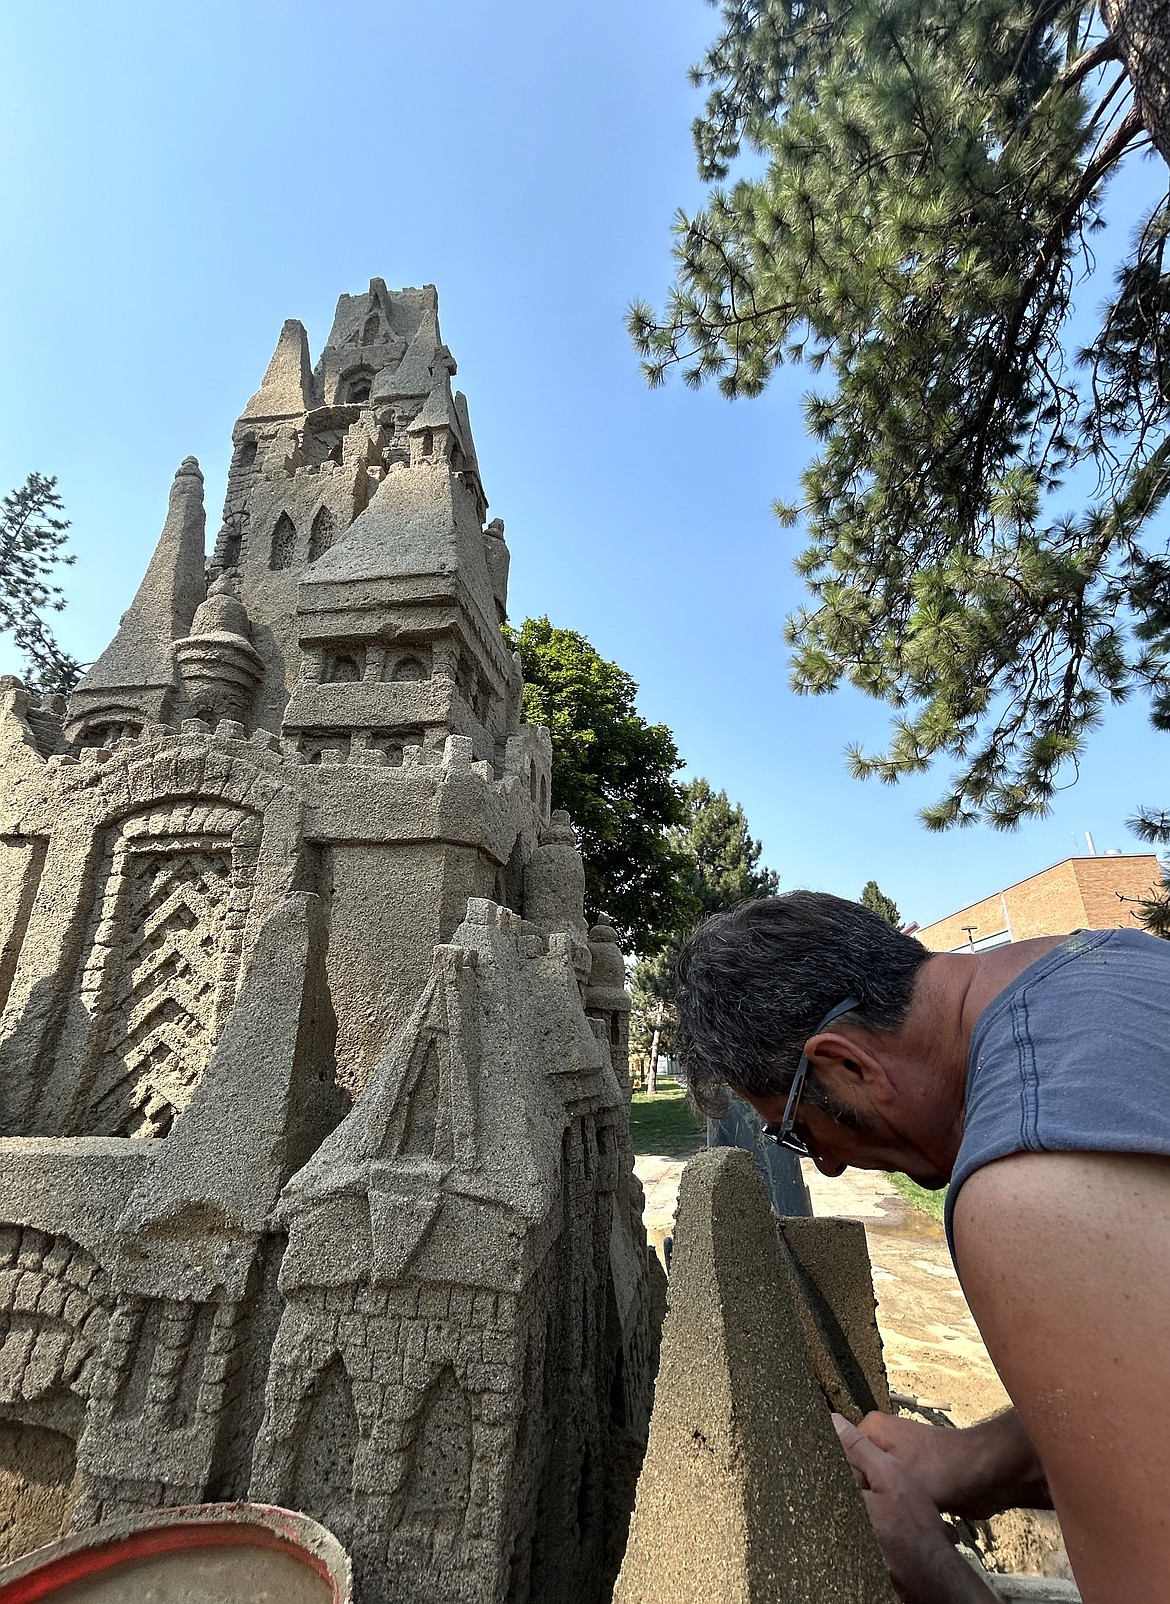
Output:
top-left (71, 802), bottom-right (261, 1138)
top-left (0, 1226), bottom-right (112, 1565)
top-left (2, 735), bottom-right (306, 1138)
top-left (0, 1227), bottom-right (110, 1434)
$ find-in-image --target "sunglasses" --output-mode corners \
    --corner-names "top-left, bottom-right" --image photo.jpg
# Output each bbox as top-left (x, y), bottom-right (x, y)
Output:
top-left (761, 995), bottom-right (862, 1157)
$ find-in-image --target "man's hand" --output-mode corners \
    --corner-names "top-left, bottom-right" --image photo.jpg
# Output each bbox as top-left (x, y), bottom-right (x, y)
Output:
top-left (852, 1408), bottom-right (1049, 1519)
top-left (833, 1415), bottom-right (998, 1604)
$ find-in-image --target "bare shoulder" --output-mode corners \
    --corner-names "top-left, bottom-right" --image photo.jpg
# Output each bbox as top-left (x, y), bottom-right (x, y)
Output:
top-left (953, 1152), bottom-right (1170, 1604)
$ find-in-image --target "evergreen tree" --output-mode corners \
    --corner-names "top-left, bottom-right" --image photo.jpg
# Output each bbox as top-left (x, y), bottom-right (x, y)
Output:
top-left (630, 0), bottom-right (1170, 832)
top-left (685, 776), bottom-right (781, 913)
top-left (506, 617), bottom-right (695, 954)
top-left (860, 879), bottom-right (902, 927)
top-left (0, 475), bottom-right (79, 692)
top-left (1128, 805), bottom-right (1170, 937)
top-left (630, 779), bottom-right (779, 1091)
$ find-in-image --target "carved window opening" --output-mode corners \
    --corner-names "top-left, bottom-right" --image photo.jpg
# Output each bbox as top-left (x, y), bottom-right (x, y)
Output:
top-left (307, 430), bottom-right (345, 468)
top-left (234, 439), bottom-right (257, 470)
top-left (421, 430), bottom-right (434, 456)
top-left (323, 649), bottom-right (363, 684)
top-left (289, 1355), bottom-right (358, 1520)
top-left (91, 843), bottom-right (234, 1134)
top-left (454, 657), bottom-right (474, 702)
top-left (78, 721), bottom-right (141, 750)
top-left (307, 506), bottom-right (336, 564)
top-left (345, 371), bottom-right (372, 404)
top-left (503, 835), bottom-right (525, 913)
top-left (391, 656), bottom-right (426, 683)
top-left (270, 512), bottom-right (297, 571)
top-left (361, 314), bottom-right (380, 345)
top-left (401, 1367), bottom-right (472, 1534)
top-left (221, 514), bottom-right (245, 569)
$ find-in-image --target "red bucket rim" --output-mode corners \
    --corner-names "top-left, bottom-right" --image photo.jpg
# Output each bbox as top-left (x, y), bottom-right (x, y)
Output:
top-left (0, 1501), bottom-right (351, 1603)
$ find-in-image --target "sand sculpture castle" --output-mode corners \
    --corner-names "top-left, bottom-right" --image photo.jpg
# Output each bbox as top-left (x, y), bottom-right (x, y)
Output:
top-left (0, 282), bottom-right (657, 1603)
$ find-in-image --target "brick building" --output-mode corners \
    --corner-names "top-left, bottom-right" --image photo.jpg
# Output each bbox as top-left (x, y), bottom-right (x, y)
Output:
top-left (915, 853), bottom-right (1163, 953)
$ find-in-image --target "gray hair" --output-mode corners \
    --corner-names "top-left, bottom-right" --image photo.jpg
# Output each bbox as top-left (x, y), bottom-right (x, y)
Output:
top-left (675, 891), bottom-right (930, 1116)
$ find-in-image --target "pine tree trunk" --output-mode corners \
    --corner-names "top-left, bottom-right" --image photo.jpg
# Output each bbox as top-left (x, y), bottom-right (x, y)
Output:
top-left (1103, 0), bottom-right (1170, 166)
top-left (647, 1000), bottom-right (665, 1096)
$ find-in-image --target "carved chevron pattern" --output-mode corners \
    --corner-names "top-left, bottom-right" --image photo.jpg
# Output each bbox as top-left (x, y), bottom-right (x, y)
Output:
top-left (90, 847), bottom-right (235, 1137)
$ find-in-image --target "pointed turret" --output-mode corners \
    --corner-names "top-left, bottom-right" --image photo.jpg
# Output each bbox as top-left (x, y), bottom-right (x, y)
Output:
top-left (405, 358), bottom-right (487, 520)
top-left (314, 279), bottom-right (435, 405)
top-left (66, 457), bottom-right (207, 743)
top-left (407, 360), bottom-right (465, 452)
top-left (452, 390), bottom-right (482, 479)
top-left (243, 318), bottom-right (317, 419)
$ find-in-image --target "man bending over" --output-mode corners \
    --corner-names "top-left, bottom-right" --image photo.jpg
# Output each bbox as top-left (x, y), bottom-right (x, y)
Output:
top-left (675, 892), bottom-right (1170, 1604)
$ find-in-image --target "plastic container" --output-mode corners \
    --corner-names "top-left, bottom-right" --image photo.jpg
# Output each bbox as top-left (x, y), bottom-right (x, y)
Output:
top-left (0, 1502), bottom-right (351, 1603)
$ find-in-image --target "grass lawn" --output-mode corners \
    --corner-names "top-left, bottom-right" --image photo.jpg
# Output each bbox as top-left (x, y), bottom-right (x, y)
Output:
top-left (889, 1171), bottom-right (948, 1224)
top-left (629, 1074), bottom-right (705, 1158)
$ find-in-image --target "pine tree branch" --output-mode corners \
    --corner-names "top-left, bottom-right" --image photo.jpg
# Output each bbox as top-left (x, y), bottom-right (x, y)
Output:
top-left (1054, 30), bottom-right (1121, 94)
top-left (1083, 67), bottom-right (1134, 138)
top-left (1011, 0), bottom-right (1091, 82)
top-left (964, 106), bottom-right (1146, 481)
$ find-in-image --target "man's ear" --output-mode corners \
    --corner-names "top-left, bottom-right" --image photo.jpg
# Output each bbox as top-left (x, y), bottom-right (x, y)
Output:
top-left (806, 1031), bottom-right (892, 1096)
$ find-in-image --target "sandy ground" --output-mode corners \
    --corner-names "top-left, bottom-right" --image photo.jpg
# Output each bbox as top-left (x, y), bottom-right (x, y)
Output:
top-left (634, 1150), bottom-right (1011, 1427)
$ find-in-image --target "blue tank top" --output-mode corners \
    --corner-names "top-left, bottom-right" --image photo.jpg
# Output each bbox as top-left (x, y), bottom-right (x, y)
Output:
top-left (945, 927), bottom-right (1170, 1259)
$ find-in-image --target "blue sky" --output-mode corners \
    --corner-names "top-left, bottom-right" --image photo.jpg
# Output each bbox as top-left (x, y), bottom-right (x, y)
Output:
top-left (0, 0), bottom-right (1164, 932)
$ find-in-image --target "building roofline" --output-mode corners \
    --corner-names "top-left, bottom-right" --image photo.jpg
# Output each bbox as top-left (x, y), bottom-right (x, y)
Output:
top-left (918, 850), bottom-right (1161, 932)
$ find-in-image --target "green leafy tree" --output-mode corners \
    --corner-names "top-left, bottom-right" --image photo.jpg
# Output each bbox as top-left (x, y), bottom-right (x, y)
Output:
top-left (631, 778), bottom-right (779, 1090)
top-left (684, 776), bottom-right (781, 912)
top-left (630, 0), bottom-right (1170, 832)
top-left (0, 474), bottom-right (80, 693)
top-left (860, 879), bottom-right (902, 927)
top-left (629, 960), bottom-right (678, 1091)
top-left (505, 617), bottom-right (694, 953)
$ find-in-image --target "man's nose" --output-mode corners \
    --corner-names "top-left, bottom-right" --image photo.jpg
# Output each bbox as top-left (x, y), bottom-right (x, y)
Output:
top-left (813, 1151), bottom-right (846, 1178)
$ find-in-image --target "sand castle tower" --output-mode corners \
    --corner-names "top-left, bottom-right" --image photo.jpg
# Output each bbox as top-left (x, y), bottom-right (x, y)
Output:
top-left (0, 283), bottom-right (657, 1604)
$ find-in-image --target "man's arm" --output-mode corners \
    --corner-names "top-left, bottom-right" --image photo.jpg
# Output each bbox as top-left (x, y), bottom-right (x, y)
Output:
top-left (855, 1406), bottom-right (1050, 1518)
top-left (953, 1149), bottom-right (1170, 1604)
